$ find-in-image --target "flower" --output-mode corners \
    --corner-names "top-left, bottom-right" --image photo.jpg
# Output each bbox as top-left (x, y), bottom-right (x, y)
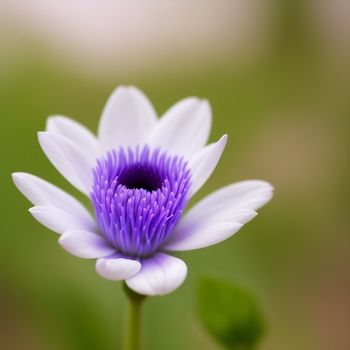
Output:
top-left (12, 86), bottom-right (273, 296)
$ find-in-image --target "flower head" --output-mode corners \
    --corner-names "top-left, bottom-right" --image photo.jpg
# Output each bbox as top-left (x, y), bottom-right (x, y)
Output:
top-left (12, 86), bottom-right (273, 296)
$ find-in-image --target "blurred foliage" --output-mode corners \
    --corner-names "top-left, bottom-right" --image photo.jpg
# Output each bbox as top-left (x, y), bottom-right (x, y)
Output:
top-left (197, 277), bottom-right (265, 350)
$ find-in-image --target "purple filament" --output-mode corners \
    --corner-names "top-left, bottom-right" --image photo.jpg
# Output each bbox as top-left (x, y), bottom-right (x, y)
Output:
top-left (91, 146), bottom-right (191, 258)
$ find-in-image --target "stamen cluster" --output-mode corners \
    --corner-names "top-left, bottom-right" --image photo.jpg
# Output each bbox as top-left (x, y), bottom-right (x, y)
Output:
top-left (91, 146), bottom-right (191, 258)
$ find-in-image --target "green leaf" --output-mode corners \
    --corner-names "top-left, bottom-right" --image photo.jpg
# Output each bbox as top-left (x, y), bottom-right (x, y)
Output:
top-left (197, 277), bottom-right (266, 350)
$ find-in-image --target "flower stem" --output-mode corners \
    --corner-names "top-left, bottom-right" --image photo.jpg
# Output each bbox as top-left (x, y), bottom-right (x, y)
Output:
top-left (123, 283), bottom-right (146, 350)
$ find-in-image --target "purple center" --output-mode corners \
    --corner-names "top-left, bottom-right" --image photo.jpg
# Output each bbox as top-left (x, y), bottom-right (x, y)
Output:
top-left (90, 146), bottom-right (191, 258)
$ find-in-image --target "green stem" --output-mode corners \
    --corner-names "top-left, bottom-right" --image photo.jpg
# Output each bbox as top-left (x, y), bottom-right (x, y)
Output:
top-left (123, 283), bottom-right (146, 350)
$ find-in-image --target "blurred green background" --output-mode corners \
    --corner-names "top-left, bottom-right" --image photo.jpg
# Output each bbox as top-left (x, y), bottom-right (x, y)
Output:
top-left (1, 1), bottom-right (349, 349)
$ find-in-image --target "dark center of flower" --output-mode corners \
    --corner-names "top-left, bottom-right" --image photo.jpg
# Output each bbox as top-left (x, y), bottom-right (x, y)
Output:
top-left (90, 146), bottom-right (191, 258)
top-left (118, 163), bottom-right (162, 191)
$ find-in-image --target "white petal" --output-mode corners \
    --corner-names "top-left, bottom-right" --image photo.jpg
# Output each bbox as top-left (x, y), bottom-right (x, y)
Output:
top-left (47, 115), bottom-right (100, 165)
top-left (98, 86), bottom-right (157, 151)
top-left (164, 180), bottom-right (273, 251)
top-left (38, 132), bottom-right (93, 195)
top-left (187, 180), bottom-right (274, 217)
top-left (29, 206), bottom-right (97, 235)
top-left (126, 253), bottom-right (187, 296)
top-left (148, 98), bottom-right (211, 158)
top-left (12, 172), bottom-right (93, 222)
top-left (59, 230), bottom-right (116, 259)
top-left (96, 254), bottom-right (141, 281)
top-left (164, 222), bottom-right (243, 251)
top-left (189, 134), bottom-right (227, 196)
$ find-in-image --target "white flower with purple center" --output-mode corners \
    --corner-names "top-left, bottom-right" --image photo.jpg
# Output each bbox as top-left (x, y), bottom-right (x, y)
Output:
top-left (12, 86), bottom-right (273, 296)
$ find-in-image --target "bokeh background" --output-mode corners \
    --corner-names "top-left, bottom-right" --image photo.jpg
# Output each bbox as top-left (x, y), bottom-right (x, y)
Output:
top-left (1, 1), bottom-right (349, 349)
